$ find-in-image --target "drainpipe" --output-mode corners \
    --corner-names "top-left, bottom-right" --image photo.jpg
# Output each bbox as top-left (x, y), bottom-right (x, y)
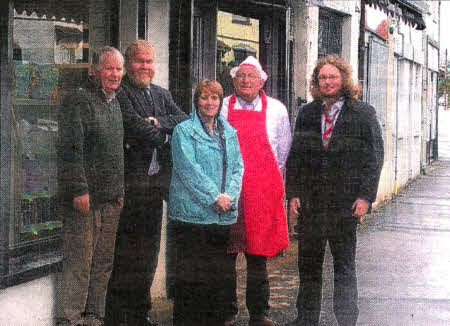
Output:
top-left (435, 62), bottom-right (439, 160)
top-left (409, 48), bottom-right (415, 179)
top-left (425, 35), bottom-right (430, 164)
top-left (393, 27), bottom-right (404, 197)
top-left (394, 57), bottom-right (400, 196)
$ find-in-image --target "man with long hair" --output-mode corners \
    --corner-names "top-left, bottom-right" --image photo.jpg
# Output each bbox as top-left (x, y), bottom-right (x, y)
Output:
top-left (286, 56), bottom-right (384, 326)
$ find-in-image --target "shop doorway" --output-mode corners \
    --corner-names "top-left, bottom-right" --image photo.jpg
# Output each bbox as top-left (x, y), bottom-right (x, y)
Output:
top-left (170, 0), bottom-right (290, 112)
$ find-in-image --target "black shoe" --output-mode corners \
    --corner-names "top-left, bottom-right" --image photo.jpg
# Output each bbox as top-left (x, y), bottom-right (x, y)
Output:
top-left (137, 317), bottom-right (158, 326)
top-left (56, 317), bottom-right (84, 326)
top-left (285, 318), bottom-right (300, 326)
top-left (224, 314), bottom-right (237, 326)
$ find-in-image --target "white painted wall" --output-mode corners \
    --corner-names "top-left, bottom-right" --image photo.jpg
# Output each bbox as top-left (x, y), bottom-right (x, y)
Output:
top-left (119, 0), bottom-right (139, 54)
top-left (0, 275), bottom-right (56, 326)
top-left (147, 0), bottom-right (170, 90)
top-left (117, 0), bottom-right (171, 298)
top-left (147, 0), bottom-right (171, 299)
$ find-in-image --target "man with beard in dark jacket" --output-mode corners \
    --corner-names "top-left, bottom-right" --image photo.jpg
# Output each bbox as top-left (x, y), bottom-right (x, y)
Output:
top-left (105, 40), bottom-right (188, 326)
top-left (56, 46), bottom-right (125, 326)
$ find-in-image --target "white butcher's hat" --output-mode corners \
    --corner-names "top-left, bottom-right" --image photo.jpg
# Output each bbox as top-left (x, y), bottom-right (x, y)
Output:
top-left (230, 56), bottom-right (268, 81)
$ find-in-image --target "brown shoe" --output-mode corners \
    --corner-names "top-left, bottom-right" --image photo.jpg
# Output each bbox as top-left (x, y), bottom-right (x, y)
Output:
top-left (249, 316), bottom-right (277, 326)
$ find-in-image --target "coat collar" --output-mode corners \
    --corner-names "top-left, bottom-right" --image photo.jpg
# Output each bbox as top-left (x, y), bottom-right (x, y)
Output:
top-left (190, 109), bottom-right (235, 142)
top-left (84, 76), bottom-right (119, 103)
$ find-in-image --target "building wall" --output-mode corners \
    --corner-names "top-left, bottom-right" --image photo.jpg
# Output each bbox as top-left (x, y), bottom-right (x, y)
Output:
top-left (291, 2), bottom-right (439, 204)
top-left (372, 1), bottom-right (440, 199)
top-left (291, 0), bottom-right (361, 104)
top-left (217, 11), bottom-right (259, 63)
top-left (0, 6), bottom-right (172, 326)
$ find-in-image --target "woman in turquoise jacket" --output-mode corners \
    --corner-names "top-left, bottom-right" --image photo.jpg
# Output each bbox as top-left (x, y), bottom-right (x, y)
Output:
top-left (168, 79), bottom-right (244, 326)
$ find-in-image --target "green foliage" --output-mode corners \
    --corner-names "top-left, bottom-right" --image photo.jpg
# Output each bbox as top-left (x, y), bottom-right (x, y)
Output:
top-left (439, 78), bottom-right (450, 103)
top-left (439, 78), bottom-right (450, 95)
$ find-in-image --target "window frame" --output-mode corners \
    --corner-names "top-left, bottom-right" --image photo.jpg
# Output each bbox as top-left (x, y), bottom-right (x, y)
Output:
top-left (318, 9), bottom-right (343, 58)
top-left (0, 0), bottom-right (119, 288)
top-left (232, 14), bottom-right (251, 25)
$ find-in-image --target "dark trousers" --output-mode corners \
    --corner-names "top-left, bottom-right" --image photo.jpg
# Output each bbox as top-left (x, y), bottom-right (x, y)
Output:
top-left (296, 218), bottom-right (359, 326)
top-left (229, 253), bottom-right (270, 319)
top-left (173, 220), bottom-right (236, 326)
top-left (105, 185), bottom-right (163, 324)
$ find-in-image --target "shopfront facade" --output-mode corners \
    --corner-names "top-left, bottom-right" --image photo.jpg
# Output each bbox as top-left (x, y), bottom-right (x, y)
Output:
top-left (0, 2), bottom-right (291, 323)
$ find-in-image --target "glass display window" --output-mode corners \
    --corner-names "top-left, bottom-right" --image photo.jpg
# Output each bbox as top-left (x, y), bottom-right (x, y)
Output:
top-left (9, 0), bottom-right (116, 248)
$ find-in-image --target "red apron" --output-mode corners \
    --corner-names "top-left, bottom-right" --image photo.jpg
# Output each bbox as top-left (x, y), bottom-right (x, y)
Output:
top-left (227, 91), bottom-right (289, 258)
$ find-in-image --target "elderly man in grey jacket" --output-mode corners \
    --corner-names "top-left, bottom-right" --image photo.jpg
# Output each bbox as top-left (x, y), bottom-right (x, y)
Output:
top-left (56, 46), bottom-right (125, 326)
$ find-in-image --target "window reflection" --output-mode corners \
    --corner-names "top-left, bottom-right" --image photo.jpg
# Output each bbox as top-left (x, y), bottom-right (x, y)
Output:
top-left (11, 9), bottom-right (90, 245)
top-left (216, 11), bottom-right (260, 97)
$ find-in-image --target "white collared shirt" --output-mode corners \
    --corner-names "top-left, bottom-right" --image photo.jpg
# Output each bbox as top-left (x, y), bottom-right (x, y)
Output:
top-left (321, 97), bottom-right (345, 140)
top-left (221, 94), bottom-right (292, 173)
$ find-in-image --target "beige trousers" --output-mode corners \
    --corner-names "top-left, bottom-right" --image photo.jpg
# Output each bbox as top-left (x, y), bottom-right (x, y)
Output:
top-left (56, 202), bottom-right (120, 323)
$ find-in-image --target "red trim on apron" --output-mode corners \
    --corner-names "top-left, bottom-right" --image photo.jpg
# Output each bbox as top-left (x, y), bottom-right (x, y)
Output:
top-left (227, 91), bottom-right (289, 257)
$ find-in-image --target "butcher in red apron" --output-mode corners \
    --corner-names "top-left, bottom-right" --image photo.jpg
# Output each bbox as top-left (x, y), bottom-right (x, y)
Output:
top-left (221, 56), bottom-right (292, 326)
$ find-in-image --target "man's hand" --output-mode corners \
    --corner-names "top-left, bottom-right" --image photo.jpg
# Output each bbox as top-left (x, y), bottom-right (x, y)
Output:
top-left (118, 197), bottom-right (124, 212)
top-left (145, 116), bottom-right (158, 126)
top-left (215, 194), bottom-right (232, 212)
top-left (73, 194), bottom-right (90, 215)
top-left (352, 198), bottom-right (369, 222)
top-left (289, 198), bottom-right (300, 218)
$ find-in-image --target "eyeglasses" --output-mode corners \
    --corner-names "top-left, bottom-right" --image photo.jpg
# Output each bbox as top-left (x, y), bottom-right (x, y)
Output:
top-left (235, 74), bottom-right (260, 81)
top-left (318, 75), bottom-right (340, 82)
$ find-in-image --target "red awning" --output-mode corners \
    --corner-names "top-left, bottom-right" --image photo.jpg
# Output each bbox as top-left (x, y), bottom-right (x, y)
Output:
top-left (14, 0), bottom-right (88, 23)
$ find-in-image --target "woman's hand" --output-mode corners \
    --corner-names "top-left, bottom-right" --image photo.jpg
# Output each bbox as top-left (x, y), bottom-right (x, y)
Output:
top-left (215, 194), bottom-right (232, 212)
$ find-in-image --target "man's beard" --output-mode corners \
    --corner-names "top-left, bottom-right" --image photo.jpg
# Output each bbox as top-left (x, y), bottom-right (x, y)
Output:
top-left (128, 70), bottom-right (154, 88)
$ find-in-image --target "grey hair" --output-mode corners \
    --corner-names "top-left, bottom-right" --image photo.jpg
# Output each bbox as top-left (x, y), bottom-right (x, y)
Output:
top-left (92, 46), bottom-right (123, 67)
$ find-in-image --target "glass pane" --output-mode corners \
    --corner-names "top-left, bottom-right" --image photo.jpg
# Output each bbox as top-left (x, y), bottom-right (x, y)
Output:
top-left (318, 15), bottom-right (329, 58)
top-left (217, 10), bottom-right (260, 97)
top-left (329, 17), bottom-right (342, 56)
top-left (10, 2), bottom-right (109, 246)
top-left (318, 11), bottom-right (342, 58)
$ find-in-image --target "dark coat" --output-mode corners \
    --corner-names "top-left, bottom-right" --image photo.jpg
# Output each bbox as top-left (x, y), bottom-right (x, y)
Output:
top-left (286, 99), bottom-right (384, 226)
top-left (57, 77), bottom-right (124, 206)
top-left (116, 74), bottom-right (188, 194)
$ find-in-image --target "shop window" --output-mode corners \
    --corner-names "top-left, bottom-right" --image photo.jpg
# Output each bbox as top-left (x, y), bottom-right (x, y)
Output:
top-left (9, 1), bottom-right (114, 251)
top-left (318, 9), bottom-right (342, 58)
top-left (11, 13), bottom-right (85, 248)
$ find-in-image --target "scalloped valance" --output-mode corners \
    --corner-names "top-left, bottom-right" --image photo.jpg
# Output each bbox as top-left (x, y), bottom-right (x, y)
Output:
top-left (364, 0), bottom-right (426, 30)
top-left (14, 0), bottom-right (88, 23)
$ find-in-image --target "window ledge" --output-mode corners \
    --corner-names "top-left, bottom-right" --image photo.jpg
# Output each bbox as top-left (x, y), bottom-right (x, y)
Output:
top-left (0, 240), bottom-right (62, 290)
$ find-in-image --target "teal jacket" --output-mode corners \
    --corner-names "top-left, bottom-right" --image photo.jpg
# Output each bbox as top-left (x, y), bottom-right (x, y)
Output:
top-left (168, 110), bottom-right (243, 225)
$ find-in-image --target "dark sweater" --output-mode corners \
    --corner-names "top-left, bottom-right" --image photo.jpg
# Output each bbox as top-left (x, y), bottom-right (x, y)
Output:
top-left (57, 77), bottom-right (125, 206)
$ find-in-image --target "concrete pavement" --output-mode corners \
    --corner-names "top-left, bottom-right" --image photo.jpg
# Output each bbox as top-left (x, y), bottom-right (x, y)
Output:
top-left (147, 159), bottom-right (450, 326)
top-left (2, 159), bottom-right (449, 326)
